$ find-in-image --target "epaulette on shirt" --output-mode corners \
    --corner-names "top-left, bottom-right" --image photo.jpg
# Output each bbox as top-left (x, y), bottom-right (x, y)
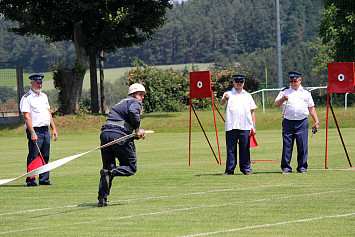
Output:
top-left (282, 86), bottom-right (290, 91)
top-left (303, 87), bottom-right (310, 92)
top-left (23, 92), bottom-right (31, 98)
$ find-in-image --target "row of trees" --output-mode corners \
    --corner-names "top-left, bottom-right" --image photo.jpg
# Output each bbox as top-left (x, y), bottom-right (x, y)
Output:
top-left (0, 0), bottom-right (354, 114)
top-left (1, 0), bottom-right (324, 76)
top-left (0, 0), bottom-right (172, 114)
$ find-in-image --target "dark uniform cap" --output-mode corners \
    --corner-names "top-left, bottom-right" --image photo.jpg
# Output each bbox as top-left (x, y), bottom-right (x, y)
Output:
top-left (29, 74), bottom-right (44, 83)
top-left (232, 74), bottom-right (246, 82)
top-left (288, 71), bottom-right (302, 79)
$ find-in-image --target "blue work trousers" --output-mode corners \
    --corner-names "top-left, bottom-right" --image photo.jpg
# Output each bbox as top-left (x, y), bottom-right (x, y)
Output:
top-left (281, 118), bottom-right (309, 172)
top-left (26, 126), bottom-right (51, 185)
top-left (225, 129), bottom-right (252, 175)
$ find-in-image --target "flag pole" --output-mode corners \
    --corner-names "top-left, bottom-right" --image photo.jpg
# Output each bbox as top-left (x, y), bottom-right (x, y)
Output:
top-left (35, 142), bottom-right (43, 158)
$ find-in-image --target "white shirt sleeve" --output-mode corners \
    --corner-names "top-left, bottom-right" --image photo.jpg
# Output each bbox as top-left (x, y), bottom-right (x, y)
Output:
top-left (20, 96), bottom-right (31, 113)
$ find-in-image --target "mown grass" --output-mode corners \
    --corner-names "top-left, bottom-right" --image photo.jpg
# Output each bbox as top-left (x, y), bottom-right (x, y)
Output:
top-left (0, 105), bottom-right (354, 236)
top-left (1, 106), bottom-right (353, 137)
top-left (0, 127), bottom-right (353, 236)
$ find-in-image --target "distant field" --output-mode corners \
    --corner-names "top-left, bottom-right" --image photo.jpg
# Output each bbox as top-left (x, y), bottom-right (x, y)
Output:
top-left (0, 69), bottom-right (18, 87)
top-left (20, 62), bottom-right (214, 91)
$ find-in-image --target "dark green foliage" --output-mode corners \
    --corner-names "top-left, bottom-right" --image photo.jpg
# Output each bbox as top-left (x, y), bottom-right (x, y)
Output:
top-left (0, 0), bottom-right (172, 114)
top-left (125, 60), bottom-right (260, 112)
top-left (210, 66), bottom-right (260, 99)
top-left (0, 86), bottom-right (16, 104)
top-left (1, 0), bottom-right (324, 82)
top-left (51, 61), bottom-right (71, 115)
top-left (319, 0), bottom-right (355, 62)
top-left (0, 86), bottom-right (17, 110)
top-left (125, 60), bottom-right (190, 112)
top-left (0, 19), bottom-right (74, 72)
top-left (0, 0), bottom-right (172, 54)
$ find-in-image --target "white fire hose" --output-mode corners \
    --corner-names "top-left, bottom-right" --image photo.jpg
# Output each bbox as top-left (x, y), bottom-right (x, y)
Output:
top-left (0, 130), bottom-right (154, 185)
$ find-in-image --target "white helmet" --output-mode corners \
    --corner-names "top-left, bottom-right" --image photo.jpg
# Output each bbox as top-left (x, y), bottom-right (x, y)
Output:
top-left (128, 83), bottom-right (146, 95)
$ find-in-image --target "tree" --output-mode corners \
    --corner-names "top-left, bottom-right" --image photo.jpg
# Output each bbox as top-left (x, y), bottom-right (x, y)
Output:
top-left (0, 0), bottom-right (172, 114)
top-left (319, 0), bottom-right (355, 62)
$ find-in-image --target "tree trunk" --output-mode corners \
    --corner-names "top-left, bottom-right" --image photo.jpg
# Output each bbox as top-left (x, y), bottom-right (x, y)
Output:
top-left (60, 69), bottom-right (83, 115)
top-left (89, 54), bottom-right (99, 113)
top-left (99, 51), bottom-right (107, 113)
top-left (60, 22), bottom-right (87, 115)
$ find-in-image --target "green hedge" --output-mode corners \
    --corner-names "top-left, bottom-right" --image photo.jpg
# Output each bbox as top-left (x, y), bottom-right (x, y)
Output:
top-left (125, 60), bottom-right (260, 113)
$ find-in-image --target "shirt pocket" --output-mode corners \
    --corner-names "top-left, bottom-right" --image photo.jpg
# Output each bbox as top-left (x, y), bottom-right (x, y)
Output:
top-left (31, 99), bottom-right (45, 113)
top-left (227, 97), bottom-right (240, 110)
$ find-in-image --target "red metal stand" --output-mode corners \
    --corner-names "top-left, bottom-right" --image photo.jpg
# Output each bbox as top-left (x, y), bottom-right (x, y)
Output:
top-left (189, 101), bottom-right (221, 165)
top-left (325, 62), bottom-right (354, 169)
top-left (325, 95), bottom-right (353, 169)
top-left (189, 71), bottom-right (223, 166)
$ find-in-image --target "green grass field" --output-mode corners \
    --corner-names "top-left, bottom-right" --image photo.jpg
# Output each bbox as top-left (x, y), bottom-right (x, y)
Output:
top-left (0, 108), bottom-right (354, 236)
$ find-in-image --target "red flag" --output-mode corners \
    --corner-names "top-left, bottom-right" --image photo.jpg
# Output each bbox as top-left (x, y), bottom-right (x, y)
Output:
top-left (27, 155), bottom-right (46, 179)
top-left (250, 130), bottom-right (258, 148)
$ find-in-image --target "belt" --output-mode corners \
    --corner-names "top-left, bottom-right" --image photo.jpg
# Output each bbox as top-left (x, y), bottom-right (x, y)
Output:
top-left (106, 120), bottom-right (133, 132)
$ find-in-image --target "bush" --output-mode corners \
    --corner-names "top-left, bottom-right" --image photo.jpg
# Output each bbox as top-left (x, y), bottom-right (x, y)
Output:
top-left (125, 60), bottom-right (260, 112)
top-left (210, 66), bottom-right (260, 99)
top-left (125, 60), bottom-right (189, 112)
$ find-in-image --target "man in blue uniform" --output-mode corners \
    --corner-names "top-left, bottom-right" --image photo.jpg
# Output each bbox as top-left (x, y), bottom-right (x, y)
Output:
top-left (275, 71), bottom-right (319, 174)
top-left (20, 74), bottom-right (58, 186)
top-left (98, 83), bottom-right (146, 207)
top-left (220, 74), bottom-right (257, 176)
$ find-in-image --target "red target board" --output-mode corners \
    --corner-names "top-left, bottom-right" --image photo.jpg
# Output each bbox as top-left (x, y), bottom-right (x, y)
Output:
top-left (189, 71), bottom-right (222, 166)
top-left (328, 62), bottom-right (355, 93)
top-left (325, 62), bottom-right (354, 169)
top-left (190, 71), bottom-right (212, 99)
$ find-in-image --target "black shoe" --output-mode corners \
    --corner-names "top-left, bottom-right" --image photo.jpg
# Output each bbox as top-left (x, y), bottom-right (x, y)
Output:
top-left (27, 183), bottom-right (39, 187)
top-left (244, 171), bottom-right (252, 175)
top-left (100, 169), bottom-right (111, 192)
top-left (98, 197), bottom-right (108, 207)
top-left (39, 182), bottom-right (57, 185)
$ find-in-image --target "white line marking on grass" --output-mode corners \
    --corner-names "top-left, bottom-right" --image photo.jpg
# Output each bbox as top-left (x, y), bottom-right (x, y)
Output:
top-left (182, 213), bottom-right (355, 237)
top-left (0, 184), bottom-right (289, 216)
top-left (116, 184), bottom-right (291, 203)
top-left (0, 189), bottom-right (354, 235)
top-left (0, 204), bottom-right (93, 216)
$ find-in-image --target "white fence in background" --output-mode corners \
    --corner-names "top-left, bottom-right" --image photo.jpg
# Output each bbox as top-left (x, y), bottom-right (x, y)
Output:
top-left (250, 86), bottom-right (332, 114)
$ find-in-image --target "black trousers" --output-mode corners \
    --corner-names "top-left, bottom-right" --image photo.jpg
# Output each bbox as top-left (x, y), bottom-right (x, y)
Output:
top-left (281, 118), bottom-right (309, 172)
top-left (26, 126), bottom-right (51, 185)
top-left (98, 131), bottom-right (137, 200)
top-left (225, 129), bottom-right (252, 174)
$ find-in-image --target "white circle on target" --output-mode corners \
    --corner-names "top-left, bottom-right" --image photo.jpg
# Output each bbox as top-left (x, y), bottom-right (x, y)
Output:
top-left (338, 74), bottom-right (345, 81)
top-left (197, 81), bottom-right (203, 88)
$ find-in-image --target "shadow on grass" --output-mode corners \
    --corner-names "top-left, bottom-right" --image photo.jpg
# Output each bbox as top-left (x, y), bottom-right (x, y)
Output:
top-left (77, 202), bottom-right (123, 208)
top-left (195, 171), bottom-right (282, 176)
top-left (0, 184), bottom-right (27, 187)
top-left (141, 113), bottom-right (177, 119)
top-left (252, 171), bottom-right (282, 174)
top-left (0, 120), bottom-right (23, 131)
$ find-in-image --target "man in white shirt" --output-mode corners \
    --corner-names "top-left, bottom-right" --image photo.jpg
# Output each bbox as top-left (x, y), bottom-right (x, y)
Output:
top-left (220, 74), bottom-right (257, 176)
top-left (20, 74), bottom-right (58, 186)
top-left (275, 71), bottom-right (319, 174)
